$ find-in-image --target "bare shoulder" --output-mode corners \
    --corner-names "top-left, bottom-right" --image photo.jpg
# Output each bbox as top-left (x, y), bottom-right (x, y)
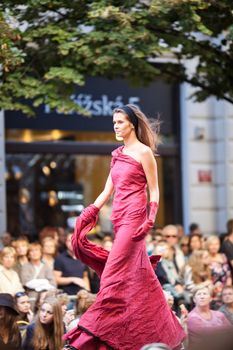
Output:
top-left (140, 144), bottom-right (153, 156)
top-left (139, 144), bottom-right (154, 160)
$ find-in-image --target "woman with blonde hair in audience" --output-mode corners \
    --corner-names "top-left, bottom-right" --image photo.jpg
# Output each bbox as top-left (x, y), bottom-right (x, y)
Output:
top-left (23, 296), bottom-right (64, 350)
top-left (66, 289), bottom-right (96, 332)
top-left (14, 238), bottom-right (29, 272)
top-left (179, 250), bottom-right (212, 306)
top-left (0, 247), bottom-right (24, 295)
top-left (19, 242), bottom-right (56, 311)
top-left (206, 235), bottom-right (232, 304)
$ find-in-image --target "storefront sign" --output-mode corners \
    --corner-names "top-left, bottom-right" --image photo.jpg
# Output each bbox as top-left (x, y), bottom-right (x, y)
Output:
top-left (5, 77), bottom-right (177, 134)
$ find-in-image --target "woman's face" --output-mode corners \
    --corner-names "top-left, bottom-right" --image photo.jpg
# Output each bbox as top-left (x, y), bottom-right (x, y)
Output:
top-left (190, 236), bottom-right (202, 251)
top-left (194, 288), bottom-right (211, 307)
top-left (15, 242), bottom-right (28, 257)
top-left (208, 239), bottom-right (220, 254)
top-left (42, 241), bottom-right (56, 255)
top-left (16, 295), bottom-right (31, 314)
top-left (222, 288), bottom-right (233, 305)
top-left (28, 247), bottom-right (42, 261)
top-left (39, 303), bottom-right (54, 325)
top-left (113, 112), bottom-right (134, 141)
top-left (2, 253), bottom-right (15, 269)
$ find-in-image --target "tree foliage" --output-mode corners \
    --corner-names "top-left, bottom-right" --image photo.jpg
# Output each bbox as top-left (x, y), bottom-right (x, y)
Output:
top-left (0, 0), bottom-right (233, 116)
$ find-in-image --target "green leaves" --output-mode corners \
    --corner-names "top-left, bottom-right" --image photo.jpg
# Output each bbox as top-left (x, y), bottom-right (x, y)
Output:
top-left (45, 67), bottom-right (85, 85)
top-left (1, 0), bottom-right (233, 116)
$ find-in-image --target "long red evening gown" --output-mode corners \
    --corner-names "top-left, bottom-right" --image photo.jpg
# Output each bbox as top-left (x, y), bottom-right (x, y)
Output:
top-left (64, 146), bottom-right (186, 350)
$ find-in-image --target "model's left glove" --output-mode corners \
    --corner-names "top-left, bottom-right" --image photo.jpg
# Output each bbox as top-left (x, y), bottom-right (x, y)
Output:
top-left (132, 202), bottom-right (158, 242)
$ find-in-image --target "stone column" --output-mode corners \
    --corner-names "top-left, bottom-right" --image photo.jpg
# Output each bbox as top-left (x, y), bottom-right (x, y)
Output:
top-left (180, 59), bottom-right (233, 235)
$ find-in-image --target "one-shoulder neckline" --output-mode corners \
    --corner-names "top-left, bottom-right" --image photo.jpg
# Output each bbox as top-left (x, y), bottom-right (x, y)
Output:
top-left (120, 146), bottom-right (142, 166)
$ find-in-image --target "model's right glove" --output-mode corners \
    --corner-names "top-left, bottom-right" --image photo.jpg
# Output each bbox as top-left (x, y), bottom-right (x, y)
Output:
top-left (80, 204), bottom-right (99, 225)
top-left (132, 202), bottom-right (158, 242)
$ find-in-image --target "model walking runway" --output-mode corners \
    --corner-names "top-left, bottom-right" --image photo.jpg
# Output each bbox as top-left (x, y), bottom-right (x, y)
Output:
top-left (64, 105), bottom-right (185, 350)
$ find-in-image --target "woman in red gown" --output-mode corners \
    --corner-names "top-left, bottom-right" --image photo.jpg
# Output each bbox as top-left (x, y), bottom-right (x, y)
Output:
top-left (63, 105), bottom-right (186, 350)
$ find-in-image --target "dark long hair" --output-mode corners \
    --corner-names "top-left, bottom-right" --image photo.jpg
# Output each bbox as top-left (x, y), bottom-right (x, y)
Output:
top-left (0, 306), bottom-right (21, 347)
top-left (113, 104), bottom-right (160, 154)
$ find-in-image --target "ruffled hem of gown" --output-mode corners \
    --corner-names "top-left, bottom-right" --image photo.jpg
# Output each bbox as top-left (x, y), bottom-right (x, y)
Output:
top-left (63, 326), bottom-right (114, 350)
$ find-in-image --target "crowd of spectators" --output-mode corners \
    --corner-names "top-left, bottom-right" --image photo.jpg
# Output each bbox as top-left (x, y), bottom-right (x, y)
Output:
top-left (0, 219), bottom-right (233, 350)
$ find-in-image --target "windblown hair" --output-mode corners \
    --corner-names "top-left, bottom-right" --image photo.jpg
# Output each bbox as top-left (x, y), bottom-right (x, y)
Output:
top-left (32, 297), bottom-right (64, 350)
top-left (113, 104), bottom-right (160, 154)
top-left (0, 306), bottom-right (21, 347)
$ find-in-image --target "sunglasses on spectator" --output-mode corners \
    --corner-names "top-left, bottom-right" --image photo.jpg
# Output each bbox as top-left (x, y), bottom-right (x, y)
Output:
top-left (166, 235), bottom-right (177, 238)
top-left (15, 291), bottom-right (27, 298)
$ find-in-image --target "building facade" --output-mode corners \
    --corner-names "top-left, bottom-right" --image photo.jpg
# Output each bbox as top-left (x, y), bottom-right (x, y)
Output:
top-left (181, 61), bottom-right (233, 234)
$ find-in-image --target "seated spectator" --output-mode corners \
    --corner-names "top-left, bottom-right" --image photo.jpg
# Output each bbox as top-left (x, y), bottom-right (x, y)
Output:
top-left (151, 231), bottom-right (163, 247)
top-left (163, 290), bottom-right (188, 333)
top-left (41, 236), bottom-right (57, 269)
top-left (221, 219), bottom-right (233, 278)
top-left (0, 293), bottom-right (21, 350)
top-left (219, 286), bottom-right (233, 324)
top-left (189, 223), bottom-right (202, 236)
top-left (176, 224), bottom-right (185, 241)
top-left (15, 291), bottom-right (34, 339)
top-left (57, 227), bottom-right (67, 253)
top-left (179, 250), bottom-right (212, 302)
top-left (187, 284), bottom-right (231, 347)
top-left (39, 226), bottom-right (59, 245)
top-left (23, 296), bottom-right (64, 350)
top-left (66, 289), bottom-right (96, 332)
top-left (19, 242), bottom-right (56, 311)
top-left (0, 231), bottom-right (13, 248)
top-left (14, 238), bottom-right (29, 272)
top-left (162, 225), bottom-right (185, 273)
top-left (0, 247), bottom-right (24, 295)
top-left (54, 233), bottom-right (90, 297)
top-left (154, 242), bottom-right (185, 306)
top-left (179, 236), bottom-right (190, 261)
top-left (206, 235), bottom-right (232, 304)
top-left (189, 234), bottom-right (203, 254)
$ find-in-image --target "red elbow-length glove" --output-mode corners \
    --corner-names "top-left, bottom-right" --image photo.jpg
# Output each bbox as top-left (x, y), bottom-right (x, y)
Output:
top-left (132, 202), bottom-right (159, 242)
